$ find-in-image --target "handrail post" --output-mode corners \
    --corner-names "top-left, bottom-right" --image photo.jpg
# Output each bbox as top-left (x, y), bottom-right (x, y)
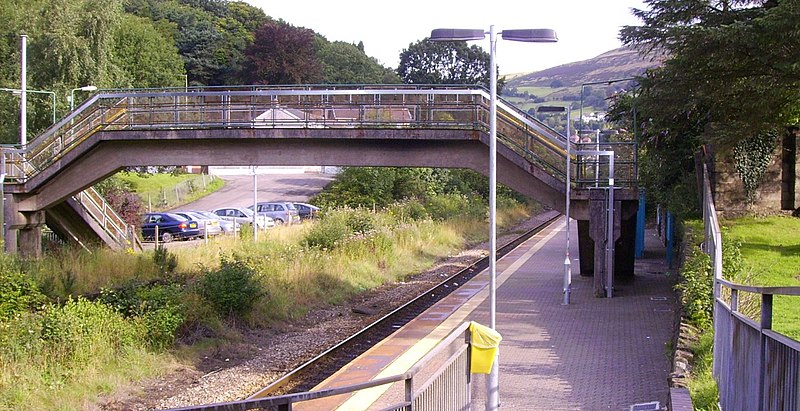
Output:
top-left (759, 293), bottom-right (774, 410)
top-left (761, 293), bottom-right (773, 330)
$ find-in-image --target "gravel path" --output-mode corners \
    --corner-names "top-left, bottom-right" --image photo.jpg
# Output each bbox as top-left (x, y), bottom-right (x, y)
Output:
top-left (95, 212), bottom-right (548, 410)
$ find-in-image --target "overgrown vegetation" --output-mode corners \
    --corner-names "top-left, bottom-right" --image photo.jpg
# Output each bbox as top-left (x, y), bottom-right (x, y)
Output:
top-left (0, 167), bottom-right (536, 408)
top-left (675, 220), bottom-right (746, 409)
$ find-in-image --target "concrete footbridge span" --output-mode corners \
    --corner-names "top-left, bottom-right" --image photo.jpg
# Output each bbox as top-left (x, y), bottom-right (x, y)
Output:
top-left (1, 85), bottom-right (638, 296)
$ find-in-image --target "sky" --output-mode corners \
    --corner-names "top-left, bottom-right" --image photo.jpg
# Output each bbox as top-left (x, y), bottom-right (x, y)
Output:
top-left (244, 0), bottom-right (648, 75)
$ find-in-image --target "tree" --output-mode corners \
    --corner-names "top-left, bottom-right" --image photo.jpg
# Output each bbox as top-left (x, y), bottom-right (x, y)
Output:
top-left (317, 40), bottom-right (400, 84)
top-left (113, 14), bottom-right (185, 88)
top-left (243, 21), bottom-right (321, 84)
top-left (396, 38), bottom-right (505, 92)
top-left (611, 0), bottom-right (800, 215)
top-left (620, 0), bottom-right (800, 149)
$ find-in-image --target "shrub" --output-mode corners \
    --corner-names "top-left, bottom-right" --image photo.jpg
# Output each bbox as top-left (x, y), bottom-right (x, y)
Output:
top-left (153, 246), bottom-right (178, 277)
top-left (140, 305), bottom-right (185, 350)
top-left (424, 193), bottom-right (485, 221)
top-left (387, 199), bottom-right (429, 223)
top-left (198, 256), bottom-right (264, 318)
top-left (0, 263), bottom-right (46, 321)
top-left (303, 213), bottom-right (351, 249)
top-left (675, 244), bottom-right (713, 327)
top-left (39, 298), bottom-right (139, 364)
top-left (346, 208), bottom-right (377, 234)
top-left (98, 282), bottom-right (185, 349)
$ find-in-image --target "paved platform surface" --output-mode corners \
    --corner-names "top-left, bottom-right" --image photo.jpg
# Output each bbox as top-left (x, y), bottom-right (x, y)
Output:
top-left (305, 215), bottom-right (678, 410)
top-left (468, 219), bottom-right (677, 410)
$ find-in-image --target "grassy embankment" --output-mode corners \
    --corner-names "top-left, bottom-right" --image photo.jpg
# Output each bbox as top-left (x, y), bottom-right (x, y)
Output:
top-left (678, 215), bottom-right (800, 409)
top-left (115, 171), bottom-right (224, 211)
top-left (0, 194), bottom-right (534, 410)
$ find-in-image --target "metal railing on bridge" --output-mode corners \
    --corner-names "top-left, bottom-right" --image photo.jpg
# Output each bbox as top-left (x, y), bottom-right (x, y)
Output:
top-left (703, 163), bottom-right (800, 410)
top-left (2, 85), bottom-right (637, 190)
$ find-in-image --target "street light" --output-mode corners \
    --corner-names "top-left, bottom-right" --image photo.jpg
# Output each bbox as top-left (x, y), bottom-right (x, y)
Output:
top-left (430, 25), bottom-right (556, 411)
top-left (69, 85), bottom-right (97, 111)
top-left (537, 104), bottom-right (573, 305)
top-left (0, 87), bottom-right (57, 125)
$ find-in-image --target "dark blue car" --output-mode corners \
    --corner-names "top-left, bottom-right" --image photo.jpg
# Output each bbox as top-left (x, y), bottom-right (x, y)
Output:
top-left (141, 212), bottom-right (200, 242)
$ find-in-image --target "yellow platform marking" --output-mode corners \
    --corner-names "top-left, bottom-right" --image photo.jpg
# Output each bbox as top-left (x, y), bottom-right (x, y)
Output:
top-left (333, 221), bottom-right (563, 410)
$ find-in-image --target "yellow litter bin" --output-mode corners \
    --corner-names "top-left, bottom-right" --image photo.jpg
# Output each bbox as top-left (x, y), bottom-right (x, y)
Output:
top-left (469, 321), bottom-right (502, 374)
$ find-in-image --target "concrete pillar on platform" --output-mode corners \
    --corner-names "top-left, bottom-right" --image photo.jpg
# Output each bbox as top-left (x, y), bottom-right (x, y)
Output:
top-left (588, 189), bottom-right (621, 297)
top-left (615, 215), bottom-right (637, 283)
top-left (577, 220), bottom-right (593, 277)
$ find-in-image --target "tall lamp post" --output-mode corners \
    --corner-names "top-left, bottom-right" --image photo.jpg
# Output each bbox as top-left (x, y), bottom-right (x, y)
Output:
top-left (69, 85), bottom-right (97, 112)
top-left (538, 104), bottom-right (573, 304)
top-left (430, 26), bottom-right (557, 411)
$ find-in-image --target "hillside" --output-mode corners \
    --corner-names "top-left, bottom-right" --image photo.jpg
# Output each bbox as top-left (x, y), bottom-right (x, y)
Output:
top-left (506, 46), bottom-right (662, 89)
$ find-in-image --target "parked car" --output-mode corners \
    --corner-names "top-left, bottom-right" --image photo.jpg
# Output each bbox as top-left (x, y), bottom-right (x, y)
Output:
top-left (292, 202), bottom-right (320, 220)
top-left (141, 212), bottom-right (201, 242)
top-left (211, 206), bottom-right (274, 230)
top-left (248, 201), bottom-right (301, 225)
top-left (191, 210), bottom-right (239, 234)
top-left (173, 210), bottom-right (222, 238)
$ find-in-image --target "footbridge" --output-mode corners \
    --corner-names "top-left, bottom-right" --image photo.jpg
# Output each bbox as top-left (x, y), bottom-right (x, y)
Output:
top-left (1, 85), bottom-right (637, 296)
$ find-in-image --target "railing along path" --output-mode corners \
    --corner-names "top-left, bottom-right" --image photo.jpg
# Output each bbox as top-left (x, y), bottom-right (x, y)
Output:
top-left (703, 163), bottom-right (800, 410)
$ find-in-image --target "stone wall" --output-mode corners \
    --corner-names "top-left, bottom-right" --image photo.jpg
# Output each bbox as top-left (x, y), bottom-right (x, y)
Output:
top-left (711, 130), bottom-right (799, 218)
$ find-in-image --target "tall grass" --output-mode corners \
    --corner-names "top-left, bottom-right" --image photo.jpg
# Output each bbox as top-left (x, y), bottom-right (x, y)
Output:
top-left (0, 297), bottom-right (177, 410)
top-left (0, 198), bottom-right (535, 409)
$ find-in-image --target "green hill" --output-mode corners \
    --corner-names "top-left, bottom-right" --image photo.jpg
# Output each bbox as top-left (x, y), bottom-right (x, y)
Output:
top-left (507, 46), bottom-right (661, 88)
top-left (502, 47), bottom-right (663, 114)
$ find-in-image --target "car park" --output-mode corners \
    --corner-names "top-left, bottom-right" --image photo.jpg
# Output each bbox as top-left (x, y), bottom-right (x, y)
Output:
top-left (249, 201), bottom-right (301, 225)
top-left (141, 212), bottom-right (201, 242)
top-left (173, 210), bottom-right (223, 238)
top-left (291, 202), bottom-right (320, 220)
top-left (211, 206), bottom-right (274, 230)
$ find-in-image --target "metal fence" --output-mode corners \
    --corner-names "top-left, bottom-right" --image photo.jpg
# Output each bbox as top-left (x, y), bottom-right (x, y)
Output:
top-left (167, 321), bottom-right (474, 411)
top-left (703, 163), bottom-right (800, 410)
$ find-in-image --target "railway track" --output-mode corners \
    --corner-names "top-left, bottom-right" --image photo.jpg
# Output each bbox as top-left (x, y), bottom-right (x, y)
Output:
top-left (248, 211), bottom-right (560, 399)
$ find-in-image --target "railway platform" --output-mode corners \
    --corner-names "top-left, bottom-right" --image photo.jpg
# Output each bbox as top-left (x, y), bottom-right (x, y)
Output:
top-left (299, 212), bottom-right (678, 410)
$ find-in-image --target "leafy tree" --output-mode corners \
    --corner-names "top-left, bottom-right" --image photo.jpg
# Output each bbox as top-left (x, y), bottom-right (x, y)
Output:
top-left (396, 38), bottom-right (505, 92)
top-left (318, 40), bottom-right (400, 84)
top-left (243, 21), bottom-right (322, 84)
top-left (620, 0), bottom-right (800, 149)
top-left (113, 14), bottom-right (185, 88)
top-left (611, 0), bottom-right (800, 215)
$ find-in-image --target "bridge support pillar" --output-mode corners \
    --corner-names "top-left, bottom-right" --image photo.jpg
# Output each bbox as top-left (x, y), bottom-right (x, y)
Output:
top-left (3, 194), bottom-right (45, 257)
top-left (18, 224), bottom-right (43, 258)
top-left (576, 195), bottom-right (638, 296)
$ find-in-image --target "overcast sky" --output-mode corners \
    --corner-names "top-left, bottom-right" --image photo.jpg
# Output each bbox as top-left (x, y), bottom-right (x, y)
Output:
top-left (244, 1), bottom-right (648, 75)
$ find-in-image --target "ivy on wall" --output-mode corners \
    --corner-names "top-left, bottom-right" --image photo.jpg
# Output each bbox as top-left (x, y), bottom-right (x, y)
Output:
top-left (733, 130), bottom-right (778, 203)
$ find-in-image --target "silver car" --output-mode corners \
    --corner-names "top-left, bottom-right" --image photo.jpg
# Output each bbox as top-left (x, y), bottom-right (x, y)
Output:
top-left (249, 201), bottom-right (301, 225)
top-left (174, 210), bottom-right (223, 238)
top-left (191, 210), bottom-right (239, 234)
top-left (211, 206), bottom-right (274, 230)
